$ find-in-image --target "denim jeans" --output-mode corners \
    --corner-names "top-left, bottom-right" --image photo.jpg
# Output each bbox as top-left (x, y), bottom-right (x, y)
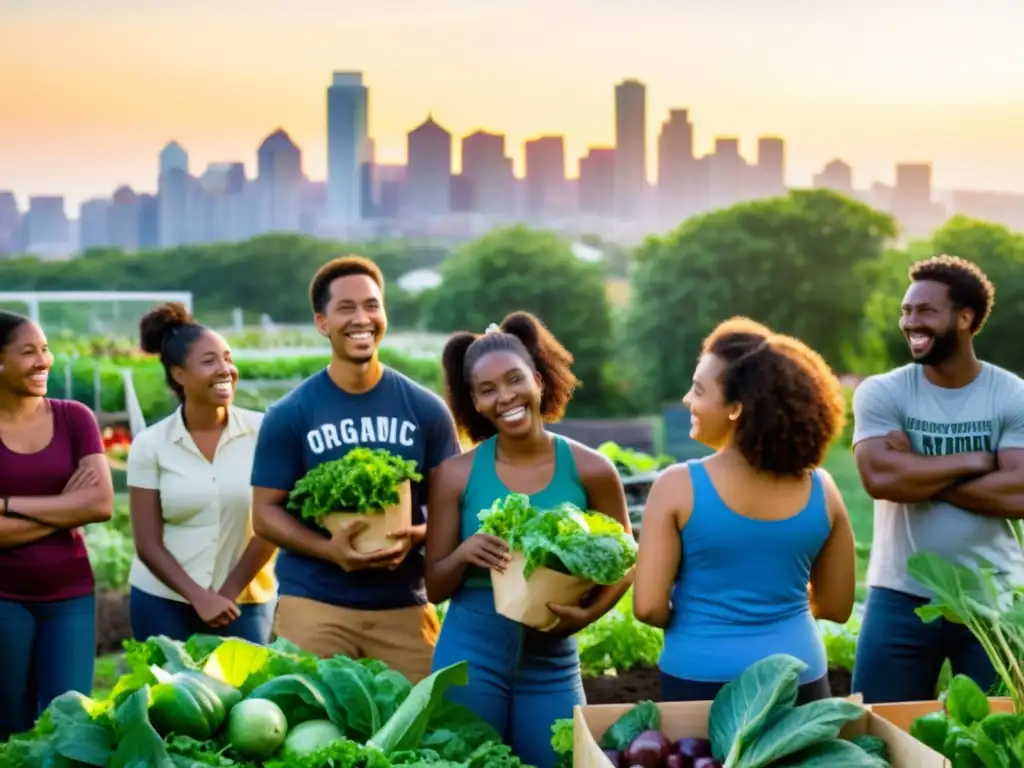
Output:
top-left (129, 587), bottom-right (275, 645)
top-left (431, 587), bottom-right (585, 768)
top-left (0, 593), bottom-right (96, 739)
top-left (853, 586), bottom-right (997, 703)
top-left (660, 672), bottom-right (831, 704)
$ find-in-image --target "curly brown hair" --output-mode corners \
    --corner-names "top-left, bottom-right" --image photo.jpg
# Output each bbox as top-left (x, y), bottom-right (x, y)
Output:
top-left (441, 312), bottom-right (578, 443)
top-left (309, 256), bottom-right (384, 314)
top-left (909, 254), bottom-right (994, 333)
top-left (703, 317), bottom-right (846, 477)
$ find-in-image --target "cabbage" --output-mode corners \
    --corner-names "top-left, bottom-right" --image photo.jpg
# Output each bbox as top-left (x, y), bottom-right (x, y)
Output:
top-left (281, 719), bottom-right (345, 758)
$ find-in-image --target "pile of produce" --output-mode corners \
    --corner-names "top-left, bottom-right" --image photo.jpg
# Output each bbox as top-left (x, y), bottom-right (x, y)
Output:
top-left (478, 493), bottom-right (637, 585)
top-left (0, 634), bottom-right (532, 767)
top-left (288, 448), bottom-right (421, 525)
top-left (911, 674), bottom-right (1024, 765)
top-left (551, 654), bottom-right (891, 767)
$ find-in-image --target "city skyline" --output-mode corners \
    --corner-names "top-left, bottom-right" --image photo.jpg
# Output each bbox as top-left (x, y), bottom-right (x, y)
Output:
top-left (3, 0), bottom-right (1024, 207)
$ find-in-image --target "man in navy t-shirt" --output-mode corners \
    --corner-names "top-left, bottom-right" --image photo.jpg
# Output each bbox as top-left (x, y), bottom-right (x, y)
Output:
top-left (251, 256), bottom-right (459, 682)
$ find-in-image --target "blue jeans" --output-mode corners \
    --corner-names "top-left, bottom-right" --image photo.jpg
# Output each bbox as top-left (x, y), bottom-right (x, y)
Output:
top-left (661, 671), bottom-right (831, 703)
top-left (130, 587), bottom-right (275, 645)
top-left (853, 586), bottom-right (997, 703)
top-left (0, 593), bottom-right (96, 739)
top-left (431, 587), bottom-right (585, 768)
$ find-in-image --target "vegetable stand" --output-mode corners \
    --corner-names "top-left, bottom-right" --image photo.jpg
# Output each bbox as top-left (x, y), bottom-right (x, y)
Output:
top-left (566, 654), bottom-right (945, 768)
top-left (573, 700), bottom-right (942, 768)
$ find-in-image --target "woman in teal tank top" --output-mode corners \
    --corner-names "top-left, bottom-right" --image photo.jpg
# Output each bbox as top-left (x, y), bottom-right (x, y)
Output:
top-left (633, 317), bottom-right (857, 703)
top-left (425, 312), bottom-right (632, 768)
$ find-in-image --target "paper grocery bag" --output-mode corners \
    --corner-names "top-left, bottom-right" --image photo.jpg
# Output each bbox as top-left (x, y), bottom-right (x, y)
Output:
top-left (491, 552), bottom-right (595, 631)
top-left (321, 480), bottom-right (412, 553)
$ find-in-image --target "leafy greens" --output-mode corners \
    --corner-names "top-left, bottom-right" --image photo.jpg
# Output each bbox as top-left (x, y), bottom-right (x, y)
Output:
top-left (0, 634), bottom-right (532, 768)
top-left (478, 493), bottom-right (637, 585)
top-left (288, 448), bottom-right (421, 522)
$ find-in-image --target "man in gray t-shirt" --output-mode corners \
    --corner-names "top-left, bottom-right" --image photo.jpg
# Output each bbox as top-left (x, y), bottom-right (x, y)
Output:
top-left (851, 255), bottom-right (1024, 703)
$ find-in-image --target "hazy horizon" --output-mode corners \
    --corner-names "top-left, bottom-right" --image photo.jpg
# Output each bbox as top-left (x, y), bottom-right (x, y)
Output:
top-left (3, 0), bottom-right (1023, 208)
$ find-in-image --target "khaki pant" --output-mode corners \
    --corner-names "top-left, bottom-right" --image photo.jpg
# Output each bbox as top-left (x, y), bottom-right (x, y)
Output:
top-left (273, 595), bottom-right (440, 682)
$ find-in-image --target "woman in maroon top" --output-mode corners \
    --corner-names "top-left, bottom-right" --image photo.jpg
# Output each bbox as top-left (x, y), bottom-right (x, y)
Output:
top-left (0, 310), bottom-right (113, 738)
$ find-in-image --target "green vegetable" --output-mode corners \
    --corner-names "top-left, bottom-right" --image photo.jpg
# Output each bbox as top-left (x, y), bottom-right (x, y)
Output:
top-left (910, 710), bottom-right (949, 753)
top-left (597, 441), bottom-right (673, 476)
top-left (288, 447), bottom-right (422, 523)
top-left (149, 674), bottom-right (230, 741)
top-left (947, 675), bottom-right (991, 727)
top-left (279, 720), bottom-right (345, 759)
top-left (598, 700), bottom-right (659, 751)
top-left (550, 718), bottom-right (573, 768)
top-left (478, 493), bottom-right (637, 584)
top-left (246, 674), bottom-right (334, 728)
top-left (225, 699), bottom-right (288, 759)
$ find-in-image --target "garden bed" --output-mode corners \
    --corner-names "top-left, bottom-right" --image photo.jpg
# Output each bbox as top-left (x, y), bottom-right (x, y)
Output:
top-left (95, 588), bottom-right (131, 655)
top-left (581, 664), bottom-right (852, 705)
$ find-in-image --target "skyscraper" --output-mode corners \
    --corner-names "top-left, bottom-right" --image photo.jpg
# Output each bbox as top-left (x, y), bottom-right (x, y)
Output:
top-left (755, 137), bottom-right (786, 198)
top-left (158, 141), bottom-right (189, 248)
top-left (257, 129), bottom-right (304, 233)
top-left (614, 79), bottom-right (647, 220)
top-left (524, 136), bottom-right (567, 219)
top-left (461, 130), bottom-right (514, 215)
top-left (405, 116), bottom-right (452, 215)
top-left (327, 72), bottom-right (369, 226)
top-left (657, 109), bottom-right (696, 223)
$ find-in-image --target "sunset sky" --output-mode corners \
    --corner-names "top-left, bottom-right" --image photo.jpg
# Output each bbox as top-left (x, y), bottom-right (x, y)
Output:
top-left (2, 0), bottom-right (1023, 209)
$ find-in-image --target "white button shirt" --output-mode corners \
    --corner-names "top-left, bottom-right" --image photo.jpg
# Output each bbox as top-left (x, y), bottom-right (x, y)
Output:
top-left (126, 406), bottom-right (277, 604)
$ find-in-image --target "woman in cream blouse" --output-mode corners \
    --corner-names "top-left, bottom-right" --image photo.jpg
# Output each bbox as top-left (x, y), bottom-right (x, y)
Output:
top-left (126, 304), bottom-right (277, 643)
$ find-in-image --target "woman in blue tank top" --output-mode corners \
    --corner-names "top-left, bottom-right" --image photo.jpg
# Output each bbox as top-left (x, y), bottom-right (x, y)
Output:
top-left (634, 317), bottom-right (856, 703)
top-left (425, 312), bottom-right (632, 768)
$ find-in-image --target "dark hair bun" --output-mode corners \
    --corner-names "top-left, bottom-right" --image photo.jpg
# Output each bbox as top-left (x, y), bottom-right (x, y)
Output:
top-left (139, 302), bottom-right (195, 355)
top-left (500, 311), bottom-right (542, 352)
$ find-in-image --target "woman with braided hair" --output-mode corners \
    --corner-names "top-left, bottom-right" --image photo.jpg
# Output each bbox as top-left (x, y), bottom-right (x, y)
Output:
top-left (425, 311), bottom-right (631, 768)
top-left (633, 316), bottom-right (856, 703)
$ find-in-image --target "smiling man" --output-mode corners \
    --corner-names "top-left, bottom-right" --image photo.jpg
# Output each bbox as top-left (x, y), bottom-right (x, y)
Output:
top-left (850, 254), bottom-right (1024, 703)
top-left (250, 256), bottom-right (459, 681)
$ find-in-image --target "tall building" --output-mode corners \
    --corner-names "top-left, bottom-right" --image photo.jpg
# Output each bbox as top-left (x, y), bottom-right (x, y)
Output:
top-left (326, 72), bottom-right (369, 226)
top-left (614, 79), bottom-right (647, 220)
top-left (404, 116), bottom-right (452, 215)
top-left (755, 137), bottom-right (786, 198)
top-left (137, 194), bottom-right (159, 250)
top-left (656, 109), bottom-right (696, 223)
top-left (108, 186), bottom-right (141, 252)
top-left (709, 138), bottom-right (746, 210)
top-left (257, 129), bottom-right (304, 233)
top-left (524, 136), bottom-right (567, 219)
top-left (78, 198), bottom-right (110, 251)
top-left (812, 160), bottom-right (854, 195)
top-left (0, 191), bottom-right (21, 255)
top-left (158, 141), bottom-right (190, 248)
top-left (200, 162), bottom-right (248, 242)
top-left (893, 162), bottom-right (944, 237)
top-left (578, 147), bottom-right (615, 215)
top-left (24, 196), bottom-right (71, 256)
top-left (461, 130), bottom-right (514, 215)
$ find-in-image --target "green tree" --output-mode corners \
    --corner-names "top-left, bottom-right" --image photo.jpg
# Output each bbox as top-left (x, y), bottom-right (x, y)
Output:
top-left (0, 234), bottom-right (446, 329)
top-left (420, 225), bottom-right (613, 413)
top-left (625, 190), bottom-right (897, 409)
top-left (859, 216), bottom-right (1024, 374)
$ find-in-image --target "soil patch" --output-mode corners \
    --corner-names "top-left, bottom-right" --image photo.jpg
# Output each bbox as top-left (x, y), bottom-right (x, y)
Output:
top-left (582, 665), bottom-right (853, 705)
top-left (96, 589), bottom-right (131, 655)
top-left (828, 665), bottom-right (852, 698)
top-left (583, 667), bottom-right (662, 705)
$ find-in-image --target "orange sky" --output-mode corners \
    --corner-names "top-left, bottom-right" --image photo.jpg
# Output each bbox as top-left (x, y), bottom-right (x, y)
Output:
top-left (2, 0), bottom-right (1023, 208)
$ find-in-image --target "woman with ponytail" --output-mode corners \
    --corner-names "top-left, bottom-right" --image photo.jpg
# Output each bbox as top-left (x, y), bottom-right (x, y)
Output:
top-left (126, 303), bottom-right (277, 644)
top-left (425, 312), bottom-right (631, 768)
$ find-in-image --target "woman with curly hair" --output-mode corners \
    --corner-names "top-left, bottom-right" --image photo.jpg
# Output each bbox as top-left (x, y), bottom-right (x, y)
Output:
top-left (633, 317), bottom-right (855, 703)
top-left (425, 312), bottom-right (631, 768)
top-left (126, 303), bottom-right (277, 644)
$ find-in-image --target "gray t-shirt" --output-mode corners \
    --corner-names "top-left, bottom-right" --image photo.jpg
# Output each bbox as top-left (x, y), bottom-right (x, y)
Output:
top-left (852, 362), bottom-right (1024, 597)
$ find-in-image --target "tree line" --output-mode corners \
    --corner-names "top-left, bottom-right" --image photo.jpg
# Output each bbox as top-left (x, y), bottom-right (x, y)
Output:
top-left (3, 190), bottom-right (1023, 416)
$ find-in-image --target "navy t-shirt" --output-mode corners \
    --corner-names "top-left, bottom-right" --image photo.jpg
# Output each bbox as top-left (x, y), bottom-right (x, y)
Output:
top-left (250, 367), bottom-right (460, 610)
